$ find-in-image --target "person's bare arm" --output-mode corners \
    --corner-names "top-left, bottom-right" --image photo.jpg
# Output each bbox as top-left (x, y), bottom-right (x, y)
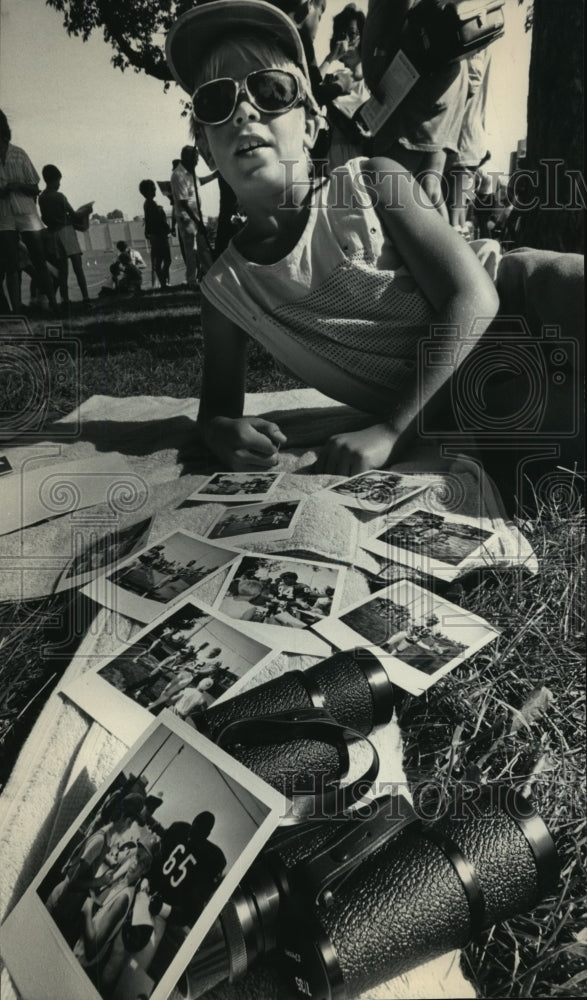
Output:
top-left (315, 158), bottom-right (499, 475)
top-left (198, 297), bottom-right (287, 469)
top-left (198, 171), bottom-right (218, 186)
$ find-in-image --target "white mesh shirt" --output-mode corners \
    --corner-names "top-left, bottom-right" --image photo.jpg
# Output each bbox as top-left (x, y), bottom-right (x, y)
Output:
top-left (201, 158), bottom-right (435, 415)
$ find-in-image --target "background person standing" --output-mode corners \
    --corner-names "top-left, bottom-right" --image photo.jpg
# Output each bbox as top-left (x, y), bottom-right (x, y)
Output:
top-left (0, 108), bottom-right (57, 312)
top-left (170, 145), bottom-right (216, 287)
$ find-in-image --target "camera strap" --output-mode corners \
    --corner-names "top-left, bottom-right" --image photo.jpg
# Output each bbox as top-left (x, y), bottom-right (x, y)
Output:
top-left (216, 707), bottom-right (380, 822)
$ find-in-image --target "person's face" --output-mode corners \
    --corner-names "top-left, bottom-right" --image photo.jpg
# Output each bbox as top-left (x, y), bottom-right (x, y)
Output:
top-left (197, 50), bottom-right (317, 202)
top-left (106, 841), bottom-right (134, 868)
top-left (336, 18), bottom-right (360, 50)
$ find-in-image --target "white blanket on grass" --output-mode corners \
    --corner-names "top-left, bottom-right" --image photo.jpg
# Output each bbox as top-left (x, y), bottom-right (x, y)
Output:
top-left (0, 388), bottom-right (535, 1000)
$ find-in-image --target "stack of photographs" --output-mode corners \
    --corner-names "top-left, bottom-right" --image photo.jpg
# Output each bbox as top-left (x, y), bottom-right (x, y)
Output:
top-left (64, 595), bottom-right (278, 744)
top-left (0, 715), bottom-right (286, 1000)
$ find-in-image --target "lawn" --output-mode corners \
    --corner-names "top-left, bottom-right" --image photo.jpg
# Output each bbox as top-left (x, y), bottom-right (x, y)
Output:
top-left (0, 291), bottom-right (585, 997)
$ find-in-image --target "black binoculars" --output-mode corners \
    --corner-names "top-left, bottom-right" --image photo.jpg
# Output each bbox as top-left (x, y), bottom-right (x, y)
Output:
top-left (184, 649), bottom-right (559, 999)
top-left (196, 648), bottom-right (394, 814)
top-left (179, 786), bottom-right (558, 1000)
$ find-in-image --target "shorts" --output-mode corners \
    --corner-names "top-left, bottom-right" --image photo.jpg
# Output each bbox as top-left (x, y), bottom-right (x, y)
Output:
top-left (48, 225), bottom-right (81, 258)
top-left (2, 212), bottom-right (44, 233)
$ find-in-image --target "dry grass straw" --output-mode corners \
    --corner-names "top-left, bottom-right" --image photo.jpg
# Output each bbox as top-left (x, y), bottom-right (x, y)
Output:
top-left (398, 489), bottom-right (585, 997)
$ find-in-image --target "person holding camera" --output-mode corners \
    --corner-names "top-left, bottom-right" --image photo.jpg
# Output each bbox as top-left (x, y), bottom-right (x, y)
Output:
top-left (319, 4), bottom-right (369, 168)
top-left (360, 0), bottom-right (469, 218)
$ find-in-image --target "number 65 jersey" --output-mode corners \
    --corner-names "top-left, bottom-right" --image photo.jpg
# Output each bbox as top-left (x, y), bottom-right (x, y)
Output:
top-left (150, 816), bottom-right (226, 927)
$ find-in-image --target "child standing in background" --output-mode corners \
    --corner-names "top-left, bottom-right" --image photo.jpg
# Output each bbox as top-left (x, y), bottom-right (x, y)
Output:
top-left (38, 164), bottom-right (91, 307)
top-left (139, 179), bottom-right (171, 289)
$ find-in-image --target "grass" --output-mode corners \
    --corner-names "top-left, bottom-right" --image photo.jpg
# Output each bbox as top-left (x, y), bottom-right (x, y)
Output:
top-left (397, 499), bottom-right (586, 997)
top-left (0, 291), bottom-right (585, 997)
top-left (0, 287), bottom-right (302, 430)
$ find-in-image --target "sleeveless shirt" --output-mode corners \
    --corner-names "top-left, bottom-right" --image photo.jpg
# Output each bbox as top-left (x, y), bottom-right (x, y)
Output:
top-left (201, 158), bottom-right (435, 415)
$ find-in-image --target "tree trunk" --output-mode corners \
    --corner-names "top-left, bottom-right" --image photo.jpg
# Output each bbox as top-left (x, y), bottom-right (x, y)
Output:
top-left (516, 0), bottom-right (584, 252)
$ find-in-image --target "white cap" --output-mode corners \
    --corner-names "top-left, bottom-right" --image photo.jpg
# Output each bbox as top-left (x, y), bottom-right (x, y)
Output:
top-left (166, 0), bottom-right (310, 96)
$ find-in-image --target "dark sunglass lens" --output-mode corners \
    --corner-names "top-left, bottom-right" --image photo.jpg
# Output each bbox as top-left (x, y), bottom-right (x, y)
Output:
top-left (194, 79), bottom-right (236, 123)
top-left (249, 71), bottom-right (298, 112)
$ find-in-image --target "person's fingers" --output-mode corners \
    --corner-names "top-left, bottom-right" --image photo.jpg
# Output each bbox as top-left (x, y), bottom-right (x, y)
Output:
top-left (314, 440), bottom-right (347, 475)
top-left (232, 449), bottom-right (280, 471)
top-left (248, 418), bottom-right (287, 448)
top-left (238, 423), bottom-right (280, 457)
top-left (349, 452), bottom-right (369, 478)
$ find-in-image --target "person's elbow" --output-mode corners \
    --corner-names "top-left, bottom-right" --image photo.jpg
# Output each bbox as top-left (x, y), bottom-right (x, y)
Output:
top-left (449, 272), bottom-right (500, 341)
top-left (471, 276), bottom-right (500, 334)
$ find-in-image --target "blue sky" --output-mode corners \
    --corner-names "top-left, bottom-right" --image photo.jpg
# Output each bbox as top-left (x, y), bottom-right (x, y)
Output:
top-left (0, 0), bottom-right (531, 220)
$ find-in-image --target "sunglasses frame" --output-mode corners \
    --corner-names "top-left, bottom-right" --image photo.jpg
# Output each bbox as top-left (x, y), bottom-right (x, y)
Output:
top-left (192, 68), bottom-right (305, 126)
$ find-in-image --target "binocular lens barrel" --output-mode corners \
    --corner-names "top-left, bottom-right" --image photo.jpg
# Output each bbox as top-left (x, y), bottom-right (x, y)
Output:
top-left (181, 789), bottom-right (557, 1000)
top-left (280, 788), bottom-right (558, 999)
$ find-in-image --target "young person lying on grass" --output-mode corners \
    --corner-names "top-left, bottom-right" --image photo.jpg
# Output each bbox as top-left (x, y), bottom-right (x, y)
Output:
top-left (166, 1), bottom-right (581, 477)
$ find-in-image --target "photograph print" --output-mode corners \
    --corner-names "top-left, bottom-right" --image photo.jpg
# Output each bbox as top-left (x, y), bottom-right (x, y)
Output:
top-left (81, 530), bottom-right (240, 623)
top-left (185, 471), bottom-right (284, 503)
top-left (55, 517), bottom-right (153, 593)
top-left (213, 553), bottom-right (346, 655)
top-left (0, 716), bottom-right (286, 1000)
top-left (362, 508), bottom-right (497, 581)
top-left (323, 469), bottom-right (428, 512)
top-left (204, 499), bottom-right (304, 544)
top-left (315, 580), bottom-right (499, 695)
top-left (63, 596), bottom-right (276, 744)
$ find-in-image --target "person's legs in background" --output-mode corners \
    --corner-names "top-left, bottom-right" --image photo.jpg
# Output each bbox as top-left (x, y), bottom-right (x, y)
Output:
top-left (19, 226), bottom-right (57, 309)
top-left (479, 249), bottom-right (584, 509)
top-left (0, 229), bottom-right (21, 311)
top-left (177, 221), bottom-right (199, 287)
top-left (70, 252), bottom-right (90, 302)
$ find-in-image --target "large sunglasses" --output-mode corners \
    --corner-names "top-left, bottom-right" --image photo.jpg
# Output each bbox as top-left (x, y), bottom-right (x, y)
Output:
top-left (192, 69), bottom-right (304, 126)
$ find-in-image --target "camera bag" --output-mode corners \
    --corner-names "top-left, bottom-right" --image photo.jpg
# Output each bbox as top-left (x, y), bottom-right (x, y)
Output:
top-left (359, 0), bottom-right (505, 135)
top-left (406, 0), bottom-right (506, 68)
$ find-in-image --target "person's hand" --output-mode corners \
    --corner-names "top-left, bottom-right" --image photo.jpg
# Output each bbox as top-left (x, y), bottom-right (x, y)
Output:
top-left (331, 37), bottom-right (348, 60)
top-left (313, 424), bottom-right (401, 476)
top-left (332, 67), bottom-right (354, 94)
top-left (205, 416), bottom-right (287, 470)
